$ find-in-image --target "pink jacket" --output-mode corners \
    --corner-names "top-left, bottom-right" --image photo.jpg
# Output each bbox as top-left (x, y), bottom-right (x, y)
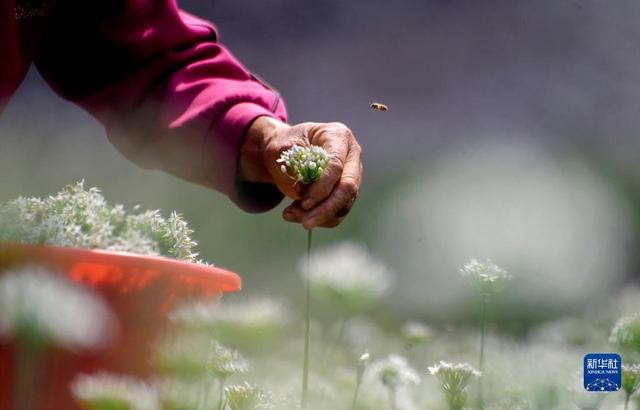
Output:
top-left (0, 0), bottom-right (288, 211)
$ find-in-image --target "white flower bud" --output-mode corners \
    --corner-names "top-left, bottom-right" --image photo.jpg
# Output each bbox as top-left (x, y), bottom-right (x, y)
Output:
top-left (276, 145), bottom-right (331, 184)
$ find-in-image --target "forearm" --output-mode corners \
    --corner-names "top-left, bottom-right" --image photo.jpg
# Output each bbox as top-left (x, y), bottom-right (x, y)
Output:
top-left (34, 0), bottom-right (287, 209)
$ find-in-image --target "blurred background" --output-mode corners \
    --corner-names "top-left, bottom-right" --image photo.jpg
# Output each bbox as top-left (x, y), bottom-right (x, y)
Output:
top-left (2, 0), bottom-right (640, 328)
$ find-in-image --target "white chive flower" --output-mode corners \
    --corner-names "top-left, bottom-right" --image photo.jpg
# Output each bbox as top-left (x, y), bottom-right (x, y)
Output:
top-left (170, 298), bottom-right (288, 331)
top-left (428, 361), bottom-right (482, 395)
top-left (428, 361), bottom-right (481, 387)
top-left (610, 314), bottom-right (640, 352)
top-left (460, 258), bottom-right (512, 296)
top-left (277, 145), bottom-right (331, 184)
top-left (208, 341), bottom-right (250, 380)
top-left (0, 181), bottom-right (201, 262)
top-left (0, 265), bottom-right (114, 350)
top-left (367, 354), bottom-right (420, 388)
top-left (302, 241), bottom-right (392, 315)
top-left (169, 298), bottom-right (289, 352)
top-left (152, 331), bottom-right (212, 378)
top-left (568, 370), bottom-right (605, 410)
top-left (622, 363), bottom-right (640, 397)
top-left (428, 361), bottom-right (481, 410)
top-left (71, 372), bottom-right (159, 410)
top-left (401, 321), bottom-right (434, 348)
top-left (225, 382), bottom-right (266, 410)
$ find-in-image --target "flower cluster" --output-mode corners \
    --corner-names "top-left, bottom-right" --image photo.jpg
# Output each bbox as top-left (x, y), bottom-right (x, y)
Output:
top-left (0, 265), bottom-right (114, 350)
top-left (71, 372), bottom-right (159, 410)
top-left (367, 354), bottom-right (420, 388)
top-left (277, 145), bottom-right (331, 184)
top-left (428, 361), bottom-right (481, 410)
top-left (0, 181), bottom-right (201, 262)
top-left (568, 370), bottom-right (605, 410)
top-left (460, 258), bottom-right (512, 296)
top-left (224, 382), bottom-right (280, 410)
top-left (169, 298), bottom-right (289, 353)
top-left (225, 382), bottom-right (261, 410)
top-left (400, 321), bottom-right (433, 348)
top-left (303, 241), bottom-right (392, 315)
top-left (152, 331), bottom-right (213, 379)
top-left (610, 314), bottom-right (640, 352)
top-left (622, 363), bottom-right (640, 397)
top-left (208, 341), bottom-right (251, 380)
top-left (170, 298), bottom-right (288, 328)
top-left (363, 354), bottom-right (420, 410)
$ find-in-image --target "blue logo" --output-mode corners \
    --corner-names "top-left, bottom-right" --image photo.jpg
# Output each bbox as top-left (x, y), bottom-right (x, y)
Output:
top-left (583, 353), bottom-right (622, 392)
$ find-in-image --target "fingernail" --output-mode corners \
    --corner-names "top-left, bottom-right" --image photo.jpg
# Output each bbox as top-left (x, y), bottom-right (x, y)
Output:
top-left (283, 211), bottom-right (294, 221)
top-left (302, 198), bottom-right (314, 210)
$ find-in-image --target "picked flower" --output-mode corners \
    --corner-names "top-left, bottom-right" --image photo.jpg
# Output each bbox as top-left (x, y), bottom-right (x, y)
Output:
top-left (0, 265), bottom-right (114, 350)
top-left (71, 372), bottom-right (159, 410)
top-left (428, 361), bottom-right (481, 410)
top-left (277, 145), bottom-right (331, 184)
top-left (302, 241), bottom-right (392, 315)
top-left (460, 258), bottom-right (512, 296)
top-left (208, 341), bottom-right (250, 380)
top-left (610, 314), bottom-right (640, 352)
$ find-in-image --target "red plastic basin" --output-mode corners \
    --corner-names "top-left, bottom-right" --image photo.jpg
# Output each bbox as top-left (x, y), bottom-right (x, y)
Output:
top-left (0, 241), bottom-right (242, 409)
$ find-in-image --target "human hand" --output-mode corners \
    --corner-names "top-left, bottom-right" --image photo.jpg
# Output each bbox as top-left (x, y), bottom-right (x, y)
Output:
top-left (240, 116), bottom-right (362, 228)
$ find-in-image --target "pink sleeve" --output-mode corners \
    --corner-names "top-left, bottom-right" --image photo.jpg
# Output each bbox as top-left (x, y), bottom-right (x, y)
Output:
top-left (34, 0), bottom-right (287, 212)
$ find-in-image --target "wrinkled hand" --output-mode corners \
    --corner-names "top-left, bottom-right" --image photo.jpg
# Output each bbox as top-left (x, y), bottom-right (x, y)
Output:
top-left (240, 116), bottom-right (362, 229)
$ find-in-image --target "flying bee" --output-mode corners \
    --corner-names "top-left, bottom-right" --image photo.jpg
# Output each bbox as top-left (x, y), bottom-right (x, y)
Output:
top-left (370, 102), bottom-right (388, 112)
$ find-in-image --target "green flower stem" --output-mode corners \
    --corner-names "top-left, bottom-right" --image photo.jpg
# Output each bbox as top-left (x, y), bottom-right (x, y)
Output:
top-left (477, 295), bottom-right (487, 410)
top-left (324, 317), bottom-right (348, 363)
top-left (218, 378), bottom-right (226, 410)
top-left (198, 381), bottom-right (209, 410)
top-left (350, 381), bottom-right (361, 410)
top-left (334, 318), bottom-right (347, 352)
top-left (624, 394), bottom-right (630, 410)
top-left (479, 296), bottom-right (486, 371)
top-left (387, 385), bottom-right (397, 410)
top-left (301, 228), bottom-right (313, 410)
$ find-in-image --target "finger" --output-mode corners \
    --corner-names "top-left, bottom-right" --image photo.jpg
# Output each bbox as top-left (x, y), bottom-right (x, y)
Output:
top-left (282, 201), bottom-right (305, 223)
top-left (289, 199), bottom-right (354, 228)
top-left (273, 178), bottom-right (306, 201)
top-left (301, 124), bottom-right (351, 210)
top-left (315, 203), bottom-right (354, 228)
top-left (302, 157), bottom-right (361, 229)
top-left (335, 204), bottom-right (352, 218)
top-left (317, 218), bottom-right (343, 228)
